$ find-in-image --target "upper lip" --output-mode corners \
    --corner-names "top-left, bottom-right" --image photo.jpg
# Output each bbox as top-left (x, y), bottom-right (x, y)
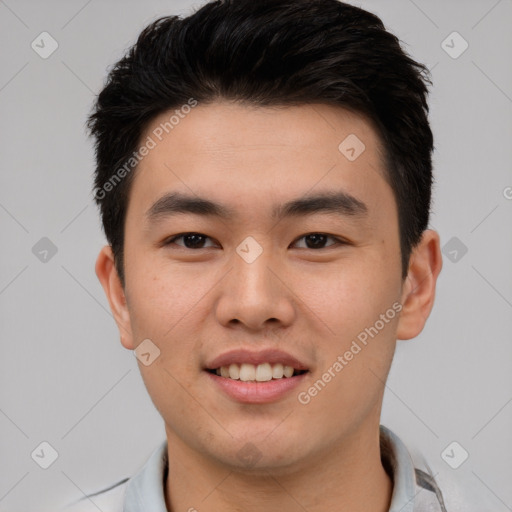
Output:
top-left (205, 349), bottom-right (309, 371)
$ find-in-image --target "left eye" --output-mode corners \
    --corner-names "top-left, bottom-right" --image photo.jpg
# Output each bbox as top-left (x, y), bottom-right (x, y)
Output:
top-left (164, 232), bottom-right (342, 250)
top-left (292, 233), bottom-right (341, 249)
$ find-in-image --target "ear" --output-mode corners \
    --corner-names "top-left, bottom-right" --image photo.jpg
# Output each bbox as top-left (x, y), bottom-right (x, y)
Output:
top-left (396, 230), bottom-right (443, 340)
top-left (95, 245), bottom-right (135, 350)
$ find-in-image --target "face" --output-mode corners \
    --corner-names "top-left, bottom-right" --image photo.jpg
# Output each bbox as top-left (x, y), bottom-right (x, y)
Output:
top-left (96, 101), bottom-right (441, 474)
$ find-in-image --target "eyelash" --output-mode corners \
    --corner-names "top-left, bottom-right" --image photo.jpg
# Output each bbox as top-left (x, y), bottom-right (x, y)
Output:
top-left (163, 232), bottom-right (347, 250)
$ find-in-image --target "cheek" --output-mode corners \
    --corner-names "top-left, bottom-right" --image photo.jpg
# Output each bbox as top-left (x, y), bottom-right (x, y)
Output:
top-left (291, 255), bottom-right (400, 336)
top-left (124, 260), bottom-right (214, 394)
top-left (125, 249), bottom-right (208, 336)
top-left (290, 253), bottom-right (400, 411)
top-left (293, 269), bottom-right (398, 436)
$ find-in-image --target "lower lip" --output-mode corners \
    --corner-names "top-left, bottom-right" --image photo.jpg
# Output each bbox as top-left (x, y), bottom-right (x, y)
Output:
top-left (205, 371), bottom-right (308, 404)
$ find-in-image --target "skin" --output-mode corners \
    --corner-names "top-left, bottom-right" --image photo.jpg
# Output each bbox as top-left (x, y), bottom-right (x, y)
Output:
top-left (96, 101), bottom-right (442, 512)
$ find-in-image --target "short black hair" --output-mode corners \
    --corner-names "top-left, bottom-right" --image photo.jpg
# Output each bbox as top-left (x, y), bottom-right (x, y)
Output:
top-left (88, 0), bottom-right (434, 288)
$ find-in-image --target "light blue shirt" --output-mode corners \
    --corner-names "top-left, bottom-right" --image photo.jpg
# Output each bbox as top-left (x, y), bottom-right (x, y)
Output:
top-left (63, 425), bottom-right (450, 512)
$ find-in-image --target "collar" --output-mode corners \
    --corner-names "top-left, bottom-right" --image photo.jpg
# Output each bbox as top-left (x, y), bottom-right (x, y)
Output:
top-left (380, 424), bottom-right (422, 512)
top-left (123, 425), bottom-right (442, 512)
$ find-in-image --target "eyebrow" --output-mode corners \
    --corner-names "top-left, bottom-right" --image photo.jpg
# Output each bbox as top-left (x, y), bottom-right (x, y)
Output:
top-left (145, 190), bottom-right (368, 225)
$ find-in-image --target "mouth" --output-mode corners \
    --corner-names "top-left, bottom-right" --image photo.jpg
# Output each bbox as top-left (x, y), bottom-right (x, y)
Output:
top-left (206, 363), bottom-right (309, 382)
top-left (203, 349), bottom-right (310, 403)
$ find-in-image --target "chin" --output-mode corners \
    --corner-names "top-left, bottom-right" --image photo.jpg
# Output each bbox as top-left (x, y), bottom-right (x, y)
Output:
top-left (203, 433), bottom-right (309, 473)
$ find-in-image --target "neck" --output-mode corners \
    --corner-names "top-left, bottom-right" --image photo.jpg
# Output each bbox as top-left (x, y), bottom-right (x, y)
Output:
top-left (164, 422), bottom-right (393, 512)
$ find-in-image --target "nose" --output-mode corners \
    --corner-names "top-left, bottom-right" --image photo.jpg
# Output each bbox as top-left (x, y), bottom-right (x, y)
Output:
top-left (214, 244), bottom-right (296, 332)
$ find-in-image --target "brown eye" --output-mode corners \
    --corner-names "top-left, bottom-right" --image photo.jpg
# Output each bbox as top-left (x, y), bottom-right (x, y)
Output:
top-left (292, 233), bottom-right (342, 249)
top-left (165, 233), bottom-right (217, 249)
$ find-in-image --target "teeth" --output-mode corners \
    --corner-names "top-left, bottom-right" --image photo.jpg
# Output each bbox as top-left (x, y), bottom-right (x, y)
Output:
top-left (272, 363), bottom-right (284, 379)
top-left (239, 363), bottom-right (256, 382)
top-left (228, 363), bottom-right (240, 380)
top-left (255, 363), bottom-right (272, 382)
top-left (214, 363), bottom-right (301, 382)
top-left (283, 365), bottom-right (294, 378)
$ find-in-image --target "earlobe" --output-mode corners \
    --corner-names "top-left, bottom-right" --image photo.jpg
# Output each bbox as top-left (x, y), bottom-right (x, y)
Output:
top-left (396, 230), bottom-right (443, 340)
top-left (95, 245), bottom-right (135, 350)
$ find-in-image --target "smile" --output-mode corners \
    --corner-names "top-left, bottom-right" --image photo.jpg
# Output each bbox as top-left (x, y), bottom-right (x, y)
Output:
top-left (208, 362), bottom-right (308, 382)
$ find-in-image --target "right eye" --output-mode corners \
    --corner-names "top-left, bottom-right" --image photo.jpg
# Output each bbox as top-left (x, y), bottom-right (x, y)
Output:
top-left (163, 232), bottom-right (219, 249)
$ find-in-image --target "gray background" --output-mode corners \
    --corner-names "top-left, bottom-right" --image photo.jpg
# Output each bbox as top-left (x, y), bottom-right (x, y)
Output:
top-left (0, 0), bottom-right (511, 510)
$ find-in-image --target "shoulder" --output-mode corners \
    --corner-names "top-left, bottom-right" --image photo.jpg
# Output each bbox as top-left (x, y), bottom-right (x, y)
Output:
top-left (59, 478), bottom-right (128, 512)
top-left (408, 447), bottom-right (498, 512)
top-left (60, 439), bottom-right (168, 512)
top-left (379, 425), bottom-right (497, 512)
top-left (421, 469), bottom-right (500, 512)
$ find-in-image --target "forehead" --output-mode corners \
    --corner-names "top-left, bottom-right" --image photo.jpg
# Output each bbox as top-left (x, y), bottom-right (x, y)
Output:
top-left (127, 101), bottom-right (392, 224)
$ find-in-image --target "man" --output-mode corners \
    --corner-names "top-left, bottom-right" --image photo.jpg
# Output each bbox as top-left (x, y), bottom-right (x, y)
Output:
top-left (64, 0), bottom-right (463, 510)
